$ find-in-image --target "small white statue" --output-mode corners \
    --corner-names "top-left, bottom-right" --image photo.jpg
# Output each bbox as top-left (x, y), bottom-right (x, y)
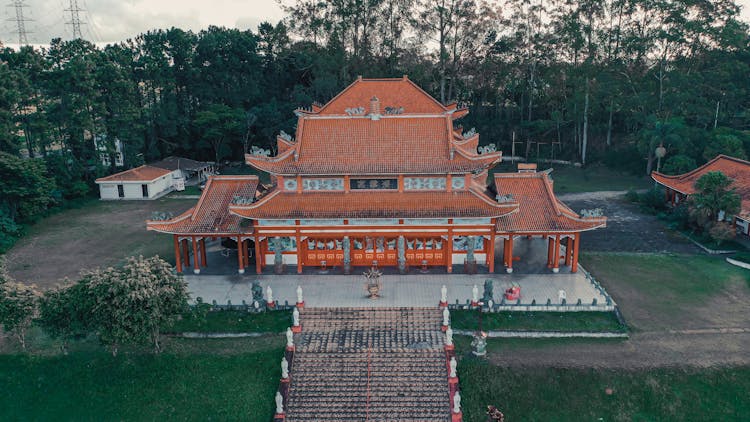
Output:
top-left (445, 326), bottom-right (454, 346)
top-left (442, 308), bottom-right (450, 326)
top-left (472, 284), bottom-right (479, 303)
top-left (488, 299), bottom-right (494, 308)
top-left (453, 391), bottom-right (461, 413)
top-left (286, 327), bottom-right (294, 348)
top-left (281, 357), bottom-right (289, 379)
top-left (296, 285), bottom-right (303, 303)
top-left (292, 307), bottom-right (300, 327)
top-left (275, 391), bottom-right (284, 414)
top-left (266, 286), bottom-right (274, 303)
top-left (441, 285), bottom-right (448, 303)
top-left (449, 357), bottom-right (457, 378)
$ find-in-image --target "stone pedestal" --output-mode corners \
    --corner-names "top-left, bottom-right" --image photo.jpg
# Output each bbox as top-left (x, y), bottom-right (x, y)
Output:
top-left (444, 345), bottom-right (454, 352)
top-left (295, 301), bottom-right (305, 309)
top-left (439, 301), bottom-right (448, 308)
top-left (448, 377), bottom-right (458, 384)
top-left (286, 345), bottom-right (295, 352)
top-left (451, 412), bottom-right (463, 422)
top-left (292, 325), bottom-right (302, 333)
top-left (441, 325), bottom-right (448, 332)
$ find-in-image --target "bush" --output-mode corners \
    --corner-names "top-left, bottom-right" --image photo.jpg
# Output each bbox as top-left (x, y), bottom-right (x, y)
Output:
top-left (708, 222), bottom-right (736, 246)
top-left (625, 189), bottom-right (640, 203)
top-left (638, 188), bottom-right (668, 213)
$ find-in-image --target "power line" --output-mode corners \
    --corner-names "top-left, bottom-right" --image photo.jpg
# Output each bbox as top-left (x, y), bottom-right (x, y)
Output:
top-left (6, 0), bottom-right (32, 45)
top-left (64, 0), bottom-right (85, 39)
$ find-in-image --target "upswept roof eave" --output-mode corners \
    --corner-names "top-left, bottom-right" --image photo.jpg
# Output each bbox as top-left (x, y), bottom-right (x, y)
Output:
top-left (146, 207), bottom-right (196, 233)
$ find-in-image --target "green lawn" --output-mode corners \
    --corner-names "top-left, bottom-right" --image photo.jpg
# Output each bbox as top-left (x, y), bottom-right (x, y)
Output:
top-left (0, 336), bottom-right (282, 421)
top-left (457, 358), bottom-right (750, 422)
top-left (488, 163), bottom-right (650, 193)
top-left (451, 310), bottom-right (626, 333)
top-left (169, 309), bottom-right (293, 333)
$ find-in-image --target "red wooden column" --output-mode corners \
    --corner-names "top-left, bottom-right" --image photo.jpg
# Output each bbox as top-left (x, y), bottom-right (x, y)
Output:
top-left (192, 237), bottom-right (200, 274)
top-left (237, 236), bottom-right (245, 274)
top-left (173, 235), bottom-right (182, 273)
top-left (564, 236), bottom-right (573, 266)
top-left (199, 238), bottom-right (207, 268)
top-left (546, 236), bottom-right (554, 268)
top-left (552, 235), bottom-right (561, 273)
top-left (255, 235), bottom-right (262, 274)
top-left (488, 230), bottom-right (496, 273)
top-left (182, 239), bottom-right (190, 267)
top-left (571, 233), bottom-right (580, 273)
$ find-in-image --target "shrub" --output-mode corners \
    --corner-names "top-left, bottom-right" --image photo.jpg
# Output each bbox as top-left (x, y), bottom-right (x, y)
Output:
top-left (708, 222), bottom-right (736, 246)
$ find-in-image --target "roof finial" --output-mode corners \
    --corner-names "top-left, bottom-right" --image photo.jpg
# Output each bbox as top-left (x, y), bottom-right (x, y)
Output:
top-left (357, 75), bottom-right (363, 81)
top-left (370, 96), bottom-right (381, 121)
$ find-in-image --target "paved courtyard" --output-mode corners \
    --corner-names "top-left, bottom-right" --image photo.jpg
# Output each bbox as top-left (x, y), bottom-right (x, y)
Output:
top-left (185, 271), bottom-right (609, 308)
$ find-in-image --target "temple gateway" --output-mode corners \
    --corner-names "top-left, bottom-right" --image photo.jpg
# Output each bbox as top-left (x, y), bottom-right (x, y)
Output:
top-left (147, 77), bottom-right (606, 275)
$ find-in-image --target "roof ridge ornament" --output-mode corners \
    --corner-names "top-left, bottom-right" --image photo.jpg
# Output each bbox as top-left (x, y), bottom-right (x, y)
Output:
top-left (231, 195), bottom-right (255, 205)
top-left (477, 144), bottom-right (497, 155)
top-left (279, 130), bottom-right (293, 142)
top-left (150, 211), bottom-right (174, 221)
top-left (496, 194), bottom-right (514, 203)
top-left (345, 106), bottom-right (366, 116)
top-left (463, 128), bottom-right (476, 139)
top-left (580, 208), bottom-right (604, 218)
top-left (250, 145), bottom-right (271, 157)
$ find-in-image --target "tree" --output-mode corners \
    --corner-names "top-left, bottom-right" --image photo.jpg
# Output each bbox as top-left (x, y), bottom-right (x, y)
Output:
top-left (194, 104), bottom-right (245, 163)
top-left (661, 154), bottom-right (696, 175)
top-left (0, 152), bottom-right (55, 222)
top-left (86, 256), bottom-right (188, 356)
top-left (703, 133), bottom-right (747, 161)
top-left (0, 280), bottom-right (40, 350)
top-left (37, 283), bottom-right (93, 354)
top-left (691, 171), bottom-right (741, 225)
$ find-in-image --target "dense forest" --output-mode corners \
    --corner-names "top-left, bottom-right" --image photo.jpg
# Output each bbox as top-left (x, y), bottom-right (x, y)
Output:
top-left (0, 0), bottom-right (749, 249)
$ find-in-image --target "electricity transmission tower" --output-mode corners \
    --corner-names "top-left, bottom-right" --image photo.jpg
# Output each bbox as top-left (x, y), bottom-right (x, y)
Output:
top-left (64, 0), bottom-right (85, 39)
top-left (7, 0), bottom-right (32, 45)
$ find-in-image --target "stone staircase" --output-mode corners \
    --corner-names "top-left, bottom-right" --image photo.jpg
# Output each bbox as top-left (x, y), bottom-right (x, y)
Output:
top-left (285, 307), bottom-right (451, 421)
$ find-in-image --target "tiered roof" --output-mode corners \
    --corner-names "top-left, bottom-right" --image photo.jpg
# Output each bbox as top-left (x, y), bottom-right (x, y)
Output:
top-left (493, 172), bottom-right (607, 233)
top-left (246, 76), bottom-right (500, 176)
top-left (146, 176), bottom-right (259, 235)
top-left (229, 189), bottom-right (517, 220)
top-left (652, 154), bottom-right (750, 219)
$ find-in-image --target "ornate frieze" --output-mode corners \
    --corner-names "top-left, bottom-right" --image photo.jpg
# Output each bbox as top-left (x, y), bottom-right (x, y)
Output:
top-left (404, 177), bottom-right (447, 190)
top-left (302, 178), bottom-right (345, 191)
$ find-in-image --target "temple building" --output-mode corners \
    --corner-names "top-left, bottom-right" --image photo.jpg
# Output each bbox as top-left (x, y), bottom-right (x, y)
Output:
top-left (147, 76), bottom-right (606, 275)
top-left (652, 154), bottom-right (750, 235)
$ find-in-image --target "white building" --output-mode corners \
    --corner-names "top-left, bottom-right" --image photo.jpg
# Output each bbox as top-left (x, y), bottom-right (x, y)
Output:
top-left (94, 135), bottom-right (124, 167)
top-left (95, 165), bottom-right (174, 200)
top-left (150, 156), bottom-right (215, 186)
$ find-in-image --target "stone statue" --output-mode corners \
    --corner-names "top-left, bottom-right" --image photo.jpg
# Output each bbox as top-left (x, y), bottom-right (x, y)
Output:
top-left (449, 357), bottom-right (457, 378)
top-left (466, 236), bottom-right (476, 263)
top-left (296, 285), bottom-right (303, 304)
top-left (292, 307), bottom-right (300, 327)
top-left (482, 279), bottom-right (494, 303)
top-left (471, 332), bottom-right (487, 356)
top-left (275, 391), bottom-right (284, 414)
top-left (266, 286), bottom-right (273, 303)
top-left (286, 327), bottom-right (294, 348)
top-left (281, 357), bottom-right (289, 379)
top-left (445, 326), bottom-right (454, 346)
top-left (251, 281), bottom-right (263, 301)
top-left (441, 285), bottom-right (448, 303)
top-left (472, 284), bottom-right (479, 303)
top-left (442, 308), bottom-right (450, 326)
top-left (453, 391), bottom-right (462, 413)
top-left (273, 237), bottom-right (283, 269)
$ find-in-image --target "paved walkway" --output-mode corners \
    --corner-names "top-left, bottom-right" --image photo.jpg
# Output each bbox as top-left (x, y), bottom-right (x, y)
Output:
top-left (283, 308), bottom-right (451, 421)
top-left (185, 271), bottom-right (608, 308)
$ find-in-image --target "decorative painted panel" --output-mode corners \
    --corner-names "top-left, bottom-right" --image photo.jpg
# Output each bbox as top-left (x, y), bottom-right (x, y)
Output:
top-left (266, 237), bottom-right (297, 251)
top-left (452, 236), bottom-right (483, 251)
top-left (404, 177), bottom-right (447, 190)
top-left (300, 219), bottom-right (345, 226)
top-left (350, 178), bottom-right (398, 190)
top-left (256, 219), bottom-right (296, 226)
top-left (402, 218), bottom-right (449, 225)
top-left (451, 176), bottom-right (465, 190)
top-left (452, 218), bottom-right (492, 225)
top-left (283, 179), bottom-right (298, 191)
top-left (348, 218), bottom-right (401, 225)
top-left (302, 178), bottom-right (344, 191)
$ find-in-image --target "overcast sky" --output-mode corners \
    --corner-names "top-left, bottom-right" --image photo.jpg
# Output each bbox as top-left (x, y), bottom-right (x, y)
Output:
top-left (1, 0), bottom-right (749, 48)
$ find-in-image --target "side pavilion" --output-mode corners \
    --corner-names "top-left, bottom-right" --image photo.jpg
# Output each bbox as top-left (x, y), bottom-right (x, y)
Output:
top-left (147, 76), bottom-right (606, 275)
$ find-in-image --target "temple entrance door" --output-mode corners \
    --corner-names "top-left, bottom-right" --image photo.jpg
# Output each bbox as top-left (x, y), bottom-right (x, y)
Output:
top-left (404, 237), bottom-right (445, 267)
top-left (350, 236), bottom-right (398, 267)
top-left (302, 237), bottom-right (344, 268)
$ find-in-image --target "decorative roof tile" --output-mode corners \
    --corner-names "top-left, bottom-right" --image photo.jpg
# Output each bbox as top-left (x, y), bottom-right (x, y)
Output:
top-left (229, 189), bottom-right (517, 220)
top-left (494, 172), bottom-right (607, 233)
top-left (95, 165), bottom-right (172, 183)
top-left (146, 176), bottom-right (259, 235)
top-left (652, 154), bottom-right (750, 218)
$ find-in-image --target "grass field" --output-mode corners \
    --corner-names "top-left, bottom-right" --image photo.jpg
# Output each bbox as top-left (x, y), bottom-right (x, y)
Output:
top-left (457, 357), bottom-right (749, 422)
top-left (0, 336), bottom-right (282, 421)
top-left (169, 309), bottom-right (293, 333)
top-left (489, 163), bottom-right (650, 193)
top-left (451, 310), bottom-right (626, 333)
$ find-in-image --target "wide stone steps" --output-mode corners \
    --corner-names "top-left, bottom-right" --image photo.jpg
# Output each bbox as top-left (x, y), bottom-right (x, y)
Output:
top-left (284, 307), bottom-right (450, 422)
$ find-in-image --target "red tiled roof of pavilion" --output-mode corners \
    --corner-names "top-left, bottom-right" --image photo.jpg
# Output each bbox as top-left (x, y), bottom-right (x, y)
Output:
top-left (246, 76), bottom-right (501, 176)
top-left (95, 165), bottom-right (172, 183)
top-left (493, 172), bottom-right (607, 233)
top-left (146, 176), bottom-right (259, 235)
top-left (229, 189), bottom-right (517, 220)
top-left (652, 154), bottom-right (750, 219)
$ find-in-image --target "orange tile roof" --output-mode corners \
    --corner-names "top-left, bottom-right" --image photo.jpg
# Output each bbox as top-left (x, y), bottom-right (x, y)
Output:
top-left (95, 165), bottom-right (172, 183)
top-left (493, 172), bottom-right (607, 233)
top-left (229, 188), bottom-right (517, 220)
top-left (316, 76), bottom-right (447, 115)
top-left (146, 176), bottom-right (259, 235)
top-left (652, 154), bottom-right (750, 219)
top-left (246, 116), bottom-right (501, 175)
